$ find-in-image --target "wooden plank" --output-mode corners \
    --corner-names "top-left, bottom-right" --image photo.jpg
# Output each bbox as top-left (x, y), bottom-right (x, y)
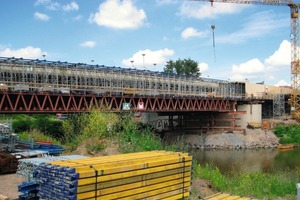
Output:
top-left (77, 170), bottom-right (191, 193)
top-left (162, 192), bottom-right (191, 200)
top-left (83, 182), bottom-right (191, 200)
top-left (222, 196), bottom-right (243, 200)
top-left (77, 176), bottom-right (191, 199)
top-left (49, 151), bottom-right (181, 166)
top-left (51, 152), bottom-right (190, 171)
top-left (74, 153), bottom-right (191, 172)
top-left (119, 190), bottom-right (190, 200)
top-left (204, 192), bottom-right (222, 199)
top-left (76, 156), bottom-right (192, 179)
top-left (77, 161), bottom-right (192, 186)
top-left (35, 151), bottom-right (193, 199)
top-left (205, 193), bottom-right (231, 200)
top-left (0, 194), bottom-right (9, 200)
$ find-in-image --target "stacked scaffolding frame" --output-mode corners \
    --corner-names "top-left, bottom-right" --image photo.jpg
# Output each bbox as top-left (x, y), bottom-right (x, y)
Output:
top-left (0, 57), bottom-right (245, 99)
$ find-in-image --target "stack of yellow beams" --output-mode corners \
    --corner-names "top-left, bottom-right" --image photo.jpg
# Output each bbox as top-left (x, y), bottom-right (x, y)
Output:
top-left (204, 193), bottom-right (253, 200)
top-left (34, 151), bottom-right (192, 200)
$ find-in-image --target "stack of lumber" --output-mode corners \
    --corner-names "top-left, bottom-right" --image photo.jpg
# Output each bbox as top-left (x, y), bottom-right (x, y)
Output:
top-left (34, 151), bottom-right (192, 199)
top-left (204, 192), bottom-right (254, 200)
top-left (0, 152), bottom-right (18, 174)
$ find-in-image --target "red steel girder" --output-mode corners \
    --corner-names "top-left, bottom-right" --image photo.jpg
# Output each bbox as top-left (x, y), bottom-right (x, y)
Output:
top-left (0, 92), bottom-right (234, 113)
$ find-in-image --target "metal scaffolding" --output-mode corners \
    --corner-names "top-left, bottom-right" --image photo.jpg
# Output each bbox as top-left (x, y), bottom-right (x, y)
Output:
top-left (273, 94), bottom-right (285, 118)
top-left (0, 57), bottom-right (245, 98)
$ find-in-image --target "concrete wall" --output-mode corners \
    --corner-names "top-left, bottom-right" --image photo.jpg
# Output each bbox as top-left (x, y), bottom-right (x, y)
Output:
top-left (237, 104), bottom-right (262, 128)
top-left (245, 82), bottom-right (292, 98)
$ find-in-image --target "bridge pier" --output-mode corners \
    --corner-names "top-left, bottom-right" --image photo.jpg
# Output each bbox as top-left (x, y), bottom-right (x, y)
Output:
top-left (142, 110), bottom-right (246, 133)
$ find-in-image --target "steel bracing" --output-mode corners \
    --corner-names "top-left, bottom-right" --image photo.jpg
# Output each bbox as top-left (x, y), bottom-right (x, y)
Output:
top-left (0, 93), bottom-right (233, 113)
top-left (273, 94), bottom-right (285, 118)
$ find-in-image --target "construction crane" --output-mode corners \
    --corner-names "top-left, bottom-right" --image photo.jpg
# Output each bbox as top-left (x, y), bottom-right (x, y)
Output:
top-left (192, 0), bottom-right (300, 118)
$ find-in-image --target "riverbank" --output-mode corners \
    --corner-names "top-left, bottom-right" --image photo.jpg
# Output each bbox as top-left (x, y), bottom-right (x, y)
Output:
top-left (165, 128), bottom-right (280, 150)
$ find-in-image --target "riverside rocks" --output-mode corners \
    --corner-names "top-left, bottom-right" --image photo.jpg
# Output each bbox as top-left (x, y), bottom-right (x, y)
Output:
top-left (165, 129), bottom-right (280, 150)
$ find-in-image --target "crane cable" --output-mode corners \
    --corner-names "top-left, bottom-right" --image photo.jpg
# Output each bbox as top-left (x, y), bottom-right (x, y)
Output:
top-left (210, 0), bottom-right (216, 62)
top-left (211, 25), bottom-right (216, 62)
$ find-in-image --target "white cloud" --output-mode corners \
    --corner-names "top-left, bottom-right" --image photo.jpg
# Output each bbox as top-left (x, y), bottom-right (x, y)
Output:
top-left (198, 62), bottom-right (208, 73)
top-left (230, 58), bottom-right (265, 81)
top-left (265, 40), bottom-right (290, 67)
top-left (89, 0), bottom-right (147, 29)
top-left (80, 41), bottom-right (96, 48)
top-left (45, 1), bottom-right (61, 11)
top-left (232, 58), bottom-right (265, 74)
top-left (34, 0), bottom-right (50, 6)
top-left (0, 46), bottom-right (47, 59)
top-left (34, 12), bottom-right (50, 21)
top-left (122, 48), bottom-right (174, 71)
top-left (179, 2), bottom-right (247, 19)
top-left (181, 27), bottom-right (208, 39)
top-left (275, 80), bottom-right (290, 87)
top-left (62, 2), bottom-right (79, 12)
top-left (35, 0), bottom-right (79, 12)
top-left (229, 40), bottom-right (291, 84)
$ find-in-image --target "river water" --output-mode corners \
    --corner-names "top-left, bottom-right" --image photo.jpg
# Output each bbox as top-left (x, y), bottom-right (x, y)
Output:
top-left (190, 147), bottom-right (300, 173)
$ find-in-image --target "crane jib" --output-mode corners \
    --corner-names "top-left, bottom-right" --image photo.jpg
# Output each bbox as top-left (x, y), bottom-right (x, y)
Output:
top-left (191, 0), bottom-right (299, 7)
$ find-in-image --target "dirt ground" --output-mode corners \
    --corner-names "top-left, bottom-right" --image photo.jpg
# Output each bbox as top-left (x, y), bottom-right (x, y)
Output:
top-left (0, 173), bottom-right (24, 200)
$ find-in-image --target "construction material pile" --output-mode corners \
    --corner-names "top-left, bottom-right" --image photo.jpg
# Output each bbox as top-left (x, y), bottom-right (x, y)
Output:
top-left (0, 152), bottom-right (18, 174)
top-left (16, 140), bottom-right (64, 156)
top-left (17, 155), bottom-right (87, 200)
top-left (18, 154), bottom-right (87, 182)
top-left (34, 151), bottom-right (192, 199)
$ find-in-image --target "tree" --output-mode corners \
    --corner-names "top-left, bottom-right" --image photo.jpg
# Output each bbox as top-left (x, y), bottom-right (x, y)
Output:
top-left (163, 58), bottom-right (200, 77)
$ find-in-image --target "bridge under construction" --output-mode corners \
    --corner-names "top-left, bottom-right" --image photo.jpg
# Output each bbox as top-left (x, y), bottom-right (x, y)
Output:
top-left (0, 57), bottom-right (292, 132)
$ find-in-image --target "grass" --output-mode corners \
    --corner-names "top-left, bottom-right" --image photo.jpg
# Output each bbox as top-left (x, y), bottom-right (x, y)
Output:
top-left (192, 162), bottom-right (299, 199)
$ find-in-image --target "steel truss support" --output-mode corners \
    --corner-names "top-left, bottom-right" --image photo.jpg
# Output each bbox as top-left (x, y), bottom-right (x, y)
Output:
top-left (0, 92), bottom-right (235, 113)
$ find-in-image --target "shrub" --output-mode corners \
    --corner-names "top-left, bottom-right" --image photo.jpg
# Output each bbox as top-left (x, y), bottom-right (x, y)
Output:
top-left (274, 124), bottom-right (300, 144)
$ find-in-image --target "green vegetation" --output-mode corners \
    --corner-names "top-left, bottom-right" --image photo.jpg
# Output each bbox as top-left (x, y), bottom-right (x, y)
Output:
top-left (12, 114), bottom-right (63, 140)
top-left (60, 110), bottom-right (119, 152)
top-left (7, 113), bottom-right (299, 199)
top-left (193, 162), bottom-right (298, 199)
top-left (11, 111), bottom-right (187, 154)
top-left (164, 58), bottom-right (200, 77)
top-left (274, 124), bottom-right (300, 144)
top-left (17, 129), bottom-right (61, 145)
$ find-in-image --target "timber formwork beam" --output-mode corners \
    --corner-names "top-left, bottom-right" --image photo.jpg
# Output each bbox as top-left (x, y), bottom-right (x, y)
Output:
top-left (0, 92), bottom-right (235, 113)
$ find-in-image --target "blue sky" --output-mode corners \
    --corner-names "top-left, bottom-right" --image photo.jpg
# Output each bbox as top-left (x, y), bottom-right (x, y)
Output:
top-left (0, 0), bottom-right (293, 86)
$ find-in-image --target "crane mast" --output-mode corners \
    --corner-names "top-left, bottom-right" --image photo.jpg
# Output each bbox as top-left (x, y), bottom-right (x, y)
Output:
top-left (192, 0), bottom-right (300, 117)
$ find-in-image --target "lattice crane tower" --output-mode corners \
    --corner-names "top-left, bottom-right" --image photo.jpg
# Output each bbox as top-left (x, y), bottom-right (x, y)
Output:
top-left (192, 0), bottom-right (300, 116)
